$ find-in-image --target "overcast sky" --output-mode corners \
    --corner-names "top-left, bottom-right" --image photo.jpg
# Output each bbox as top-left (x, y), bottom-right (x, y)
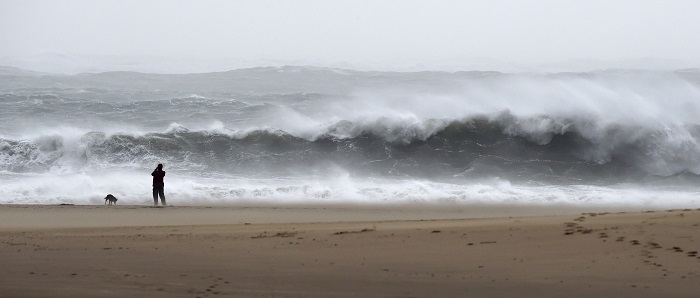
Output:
top-left (2, 0), bottom-right (699, 72)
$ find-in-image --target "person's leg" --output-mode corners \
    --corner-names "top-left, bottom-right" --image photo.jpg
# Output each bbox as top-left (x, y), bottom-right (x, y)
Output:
top-left (153, 188), bottom-right (159, 206)
top-left (158, 188), bottom-right (166, 206)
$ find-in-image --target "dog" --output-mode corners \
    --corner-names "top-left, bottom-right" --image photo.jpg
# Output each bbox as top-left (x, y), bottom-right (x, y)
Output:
top-left (104, 194), bottom-right (118, 205)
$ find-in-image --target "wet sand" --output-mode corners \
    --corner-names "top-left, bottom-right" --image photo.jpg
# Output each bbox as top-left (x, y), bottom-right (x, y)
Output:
top-left (1, 204), bottom-right (699, 297)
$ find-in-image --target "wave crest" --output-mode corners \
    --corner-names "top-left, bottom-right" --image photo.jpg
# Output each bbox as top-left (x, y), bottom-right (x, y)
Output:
top-left (3, 113), bottom-right (700, 180)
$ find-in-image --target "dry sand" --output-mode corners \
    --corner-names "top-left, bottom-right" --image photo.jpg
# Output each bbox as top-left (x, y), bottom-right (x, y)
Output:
top-left (1, 204), bottom-right (699, 297)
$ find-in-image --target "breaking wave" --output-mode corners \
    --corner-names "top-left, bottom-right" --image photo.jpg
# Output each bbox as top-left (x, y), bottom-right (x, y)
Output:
top-left (3, 66), bottom-right (700, 206)
top-left (3, 113), bottom-right (700, 182)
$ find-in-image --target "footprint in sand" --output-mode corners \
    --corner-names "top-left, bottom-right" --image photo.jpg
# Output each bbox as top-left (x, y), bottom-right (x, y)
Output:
top-left (646, 242), bottom-right (662, 249)
top-left (629, 240), bottom-right (640, 245)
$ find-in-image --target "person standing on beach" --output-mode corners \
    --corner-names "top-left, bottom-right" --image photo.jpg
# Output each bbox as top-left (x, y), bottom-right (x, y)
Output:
top-left (152, 163), bottom-right (166, 206)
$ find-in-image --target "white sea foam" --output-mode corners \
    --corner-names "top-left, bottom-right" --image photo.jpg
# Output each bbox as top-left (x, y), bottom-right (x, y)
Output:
top-left (1, 169), bottom-right (698, 209)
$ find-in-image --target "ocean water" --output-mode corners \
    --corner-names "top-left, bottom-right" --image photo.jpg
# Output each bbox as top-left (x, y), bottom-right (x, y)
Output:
top-left (1, 66), bottom-right (700, 208)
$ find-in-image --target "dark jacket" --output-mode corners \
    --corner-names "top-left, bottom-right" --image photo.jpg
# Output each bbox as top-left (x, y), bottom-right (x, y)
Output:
top-left (152, 170), bottom-right (165, 187)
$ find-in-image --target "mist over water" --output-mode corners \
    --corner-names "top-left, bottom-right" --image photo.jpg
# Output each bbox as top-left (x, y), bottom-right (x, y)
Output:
top-left (1, 66), bottom-right (700, 207)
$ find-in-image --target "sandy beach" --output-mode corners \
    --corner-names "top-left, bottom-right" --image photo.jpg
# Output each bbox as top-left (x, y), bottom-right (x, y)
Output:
top-left (1, 204), bottom-right (699, 297)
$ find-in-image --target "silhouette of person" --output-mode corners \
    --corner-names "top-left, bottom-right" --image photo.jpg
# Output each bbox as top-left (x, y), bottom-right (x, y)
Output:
top-left (152, 163), bottom-right (166, 206)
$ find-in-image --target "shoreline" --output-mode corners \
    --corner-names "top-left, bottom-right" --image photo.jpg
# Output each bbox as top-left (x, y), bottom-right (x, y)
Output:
top-left (0, 202), bottom-right (680, 230)
top-left (1, 204), bottom-right (699, 297)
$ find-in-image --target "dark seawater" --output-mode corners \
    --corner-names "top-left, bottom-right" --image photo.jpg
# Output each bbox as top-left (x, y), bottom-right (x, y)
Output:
top-left (1, 66), bottom-right (700, 206)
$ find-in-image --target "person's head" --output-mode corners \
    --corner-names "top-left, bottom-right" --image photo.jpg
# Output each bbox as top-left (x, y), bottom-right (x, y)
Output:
top-left (157, 163), bottom-right (163, 170)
